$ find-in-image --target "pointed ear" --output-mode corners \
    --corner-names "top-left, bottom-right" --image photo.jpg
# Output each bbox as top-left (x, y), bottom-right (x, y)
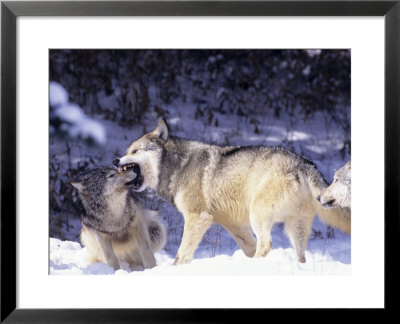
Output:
top-left (152, 119), bottom-right (169, 142)
top-left (71, 182), bottom-right (85, 192)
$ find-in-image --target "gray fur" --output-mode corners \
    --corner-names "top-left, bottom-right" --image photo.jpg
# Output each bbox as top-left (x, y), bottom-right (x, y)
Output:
top-left (72, 168), bottom-right (133, 234)
top-left (72, 167), bottom-right (166, 270)
top-left (320, 161), bottom-right (351, 208)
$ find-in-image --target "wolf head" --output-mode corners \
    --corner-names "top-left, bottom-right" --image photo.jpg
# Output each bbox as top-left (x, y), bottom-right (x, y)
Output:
top-left (113, 120), bottom-right (168, 192)
top-left (71, 167), bottom-right (138, 232)
top-left (319, 161), bottom-right (351, 209)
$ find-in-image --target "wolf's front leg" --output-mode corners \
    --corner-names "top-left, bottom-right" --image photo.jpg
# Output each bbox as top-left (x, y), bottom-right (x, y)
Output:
top-left (140, 248), bottom-right (157, 269)
top-left (138, 233), bottom-right (157, 269)
top-left (220, 223), bottom-right (256, 257)
top-left (137, 221), bottom-right (157, 269)
top-left (94, 232), bottom-right (120, 270)
top-left (174, 211), bottom-right (213, 265)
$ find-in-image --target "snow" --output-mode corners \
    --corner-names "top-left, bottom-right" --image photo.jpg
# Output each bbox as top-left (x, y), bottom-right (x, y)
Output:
top-left (50, 82), bottom-right (107, 145)
top-left (50, 216), bottom-right (350, 276)
top-left (208, 55), bottom-right (217, 64)
top-left (166, 117), bottom-right (181, 126)
top-left (216, 87), bottom-right (226, 99)
top-left (54, 103), bottom-right (85, 123)
top-left (49, 81), bottom-right (69, 107)
top-left (50, 233), bottom-right (350, 276)
top-left (302, 65), bottom-right (311, 76)
top-left (306, 49), bottom-right (322, 57)
top-left (69, 118), bottom-right (107, 144)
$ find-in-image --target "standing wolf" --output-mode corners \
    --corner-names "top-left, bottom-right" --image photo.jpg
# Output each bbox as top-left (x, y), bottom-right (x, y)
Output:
top-left (71, 167), bottom-right (166, 270)
top-left (114, 120), bottom-right (351, 264)
top-left (318, 161), bottom-right (351, 209)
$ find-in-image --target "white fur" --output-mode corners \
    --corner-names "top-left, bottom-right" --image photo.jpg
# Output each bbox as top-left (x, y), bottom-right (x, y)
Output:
top-left (119, 150), bottom-right (160, 191)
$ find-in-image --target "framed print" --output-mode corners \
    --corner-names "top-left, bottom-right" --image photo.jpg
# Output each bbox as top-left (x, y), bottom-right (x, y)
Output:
top-left (1, 0), bottom-right (399, 322)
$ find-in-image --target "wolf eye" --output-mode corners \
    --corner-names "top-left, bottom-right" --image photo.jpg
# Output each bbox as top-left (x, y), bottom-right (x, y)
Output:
top-left (131, 149), bottom-right (138, 154)
top-left (108, 174), bottom-right (115, 178)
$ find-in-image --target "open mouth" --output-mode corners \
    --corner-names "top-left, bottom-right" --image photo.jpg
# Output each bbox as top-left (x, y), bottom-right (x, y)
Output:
top-left (117, 163), bottom-right (136, 172)
top-left (123, 164), bottom-right (143, 189)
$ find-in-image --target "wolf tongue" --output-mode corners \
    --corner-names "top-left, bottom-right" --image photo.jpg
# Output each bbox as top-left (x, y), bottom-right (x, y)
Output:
top-left (117, 166), bottom-right (123, 172)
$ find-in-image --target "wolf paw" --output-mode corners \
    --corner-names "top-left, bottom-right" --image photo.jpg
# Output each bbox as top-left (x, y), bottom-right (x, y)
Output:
top-left (298, 255), bottom-right (306, 263)
top-left (173, 256), bottom-right (191, 265)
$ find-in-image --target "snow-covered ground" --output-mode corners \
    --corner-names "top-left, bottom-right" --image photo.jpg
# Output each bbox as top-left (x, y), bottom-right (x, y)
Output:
top-left (50, 232), bottom-right (351, 276)
top-left (50, 214), bottom-right (350, 276)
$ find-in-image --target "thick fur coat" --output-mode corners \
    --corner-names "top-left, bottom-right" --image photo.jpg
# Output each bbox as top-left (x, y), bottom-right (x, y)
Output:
top-left (72, 167), bottom-right (166, 270)
top-left (116, 121), bottom-right (351, 264)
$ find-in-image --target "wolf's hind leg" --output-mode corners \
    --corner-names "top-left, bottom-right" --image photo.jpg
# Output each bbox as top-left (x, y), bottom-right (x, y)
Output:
top-left (221, 223), bottom-right (256, 257)
top-left (250, 215), bottom-right (274, 258)
top-left (284, 215), bottom-right (313, 263)
top-left (139, 247), bottom-right (157, 269)
top-left (135, 219), bottom-right (158, 269)
top-left (249, 191), bottom-right (277, 258)
top-left (174, 211), bottom-right (213, 265)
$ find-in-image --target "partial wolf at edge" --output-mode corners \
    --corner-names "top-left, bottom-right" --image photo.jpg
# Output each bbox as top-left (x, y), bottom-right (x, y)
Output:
top-left (318, 161), bottom-right (351, 209)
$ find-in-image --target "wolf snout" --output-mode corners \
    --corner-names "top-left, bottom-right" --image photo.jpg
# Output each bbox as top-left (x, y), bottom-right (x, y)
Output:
top-left (113, 158), bottom-right (120, 167)
top-left (322, 199), bottom-right (336, 208)
top-left (317, 195), bottom-right (337, 208)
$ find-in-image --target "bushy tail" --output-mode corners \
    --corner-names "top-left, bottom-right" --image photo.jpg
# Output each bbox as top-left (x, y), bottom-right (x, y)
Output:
top-left (145, 211), bottom-right (167, 252)
top-left (307, 169), bottom-right (351, 234)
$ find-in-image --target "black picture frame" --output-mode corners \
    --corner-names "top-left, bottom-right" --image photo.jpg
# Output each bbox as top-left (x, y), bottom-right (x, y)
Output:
top-left (1, 0), bottom-right (398, 322)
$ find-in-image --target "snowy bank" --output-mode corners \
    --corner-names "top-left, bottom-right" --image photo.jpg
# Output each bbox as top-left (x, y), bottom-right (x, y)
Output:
top-left (50, 236), bottom-right (351, 276)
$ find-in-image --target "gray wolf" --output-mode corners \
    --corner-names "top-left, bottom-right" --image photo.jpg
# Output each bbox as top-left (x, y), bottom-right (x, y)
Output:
top-left (114, 120), bottom-right (351, 264)
top-left (318, 161), bottom-right (351, 209)
top-left (71, 167), bottom-right (166, 270)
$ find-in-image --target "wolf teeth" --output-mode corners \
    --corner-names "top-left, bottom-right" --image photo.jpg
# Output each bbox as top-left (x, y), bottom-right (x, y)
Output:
top-left (121, 164), bottom-right (135, 171)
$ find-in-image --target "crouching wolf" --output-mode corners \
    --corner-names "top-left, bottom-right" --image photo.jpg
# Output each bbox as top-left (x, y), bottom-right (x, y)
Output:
top-left (71, 167), bottom-right (166, 270)
top-left (114, 120), bottom-right (350, 264)
top-left (318, 161), bottom-right (351, 209)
